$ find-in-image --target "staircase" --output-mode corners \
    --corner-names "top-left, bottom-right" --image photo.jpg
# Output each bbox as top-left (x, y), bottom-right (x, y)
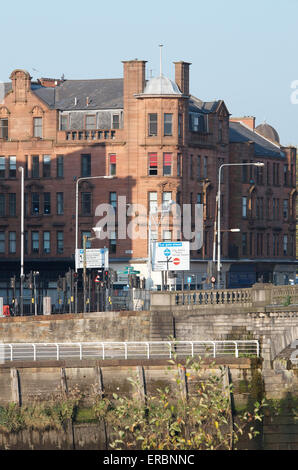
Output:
top-left (149, 311), bottom-right (175, 341)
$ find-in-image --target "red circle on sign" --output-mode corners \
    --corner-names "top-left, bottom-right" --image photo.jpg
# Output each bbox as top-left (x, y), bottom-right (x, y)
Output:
top-left (173, 258), bottom-right (180, 265)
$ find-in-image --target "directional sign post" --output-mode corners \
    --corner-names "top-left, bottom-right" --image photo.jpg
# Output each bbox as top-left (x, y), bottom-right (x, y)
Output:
top-left (152, 242), bottom-right (190, 271)
top-left (75, 248), bottom-right (109, 270)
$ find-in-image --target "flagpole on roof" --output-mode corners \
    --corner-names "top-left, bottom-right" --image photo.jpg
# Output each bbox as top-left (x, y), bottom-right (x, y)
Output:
top-left (159, 44), bottom-right (163, 77)
top-left (159, 44), bottom-right (163, 94)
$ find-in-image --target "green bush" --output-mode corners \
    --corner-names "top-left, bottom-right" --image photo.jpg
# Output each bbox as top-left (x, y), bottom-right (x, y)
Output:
top-left (91, 357), bottom-right (266, 450)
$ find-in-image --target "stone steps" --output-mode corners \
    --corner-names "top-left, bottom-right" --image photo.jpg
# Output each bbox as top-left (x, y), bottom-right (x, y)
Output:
top-left (149, 311), bottom-right (174, 341)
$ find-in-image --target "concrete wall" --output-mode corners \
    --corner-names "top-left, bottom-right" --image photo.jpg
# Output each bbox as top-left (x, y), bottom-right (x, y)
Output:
top-left (0, 358), bottom-right (254, 407)
top-left (0, 359), bottom-right (297, 450)
top-left (1, 304), bottom-right (298, 401)
top-left (0, 311), bottom-right (150, 343)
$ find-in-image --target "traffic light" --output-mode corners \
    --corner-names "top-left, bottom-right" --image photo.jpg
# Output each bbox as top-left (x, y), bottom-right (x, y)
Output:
top-left (25, 272), bottom-right (33, 289)
top-left (57, 277), bottom-right (66, 291)
top-left (10, 277), bottom-right (15, 289)
top-left (73, 271), bottom-right (78, 283)
top-left (57, 276), bottom-right (62, 290)
top-left (104, 270), bottom-right (109, 283)
top-left (97, 269), bottom-right (104, 282)
top-left (110, 269), bottom-right (117, 284)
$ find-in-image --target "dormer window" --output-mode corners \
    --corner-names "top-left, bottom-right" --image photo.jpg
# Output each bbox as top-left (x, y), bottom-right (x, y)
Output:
top-left (85, 115), bottom-right (96, 130)
top-left (189, 113), bottom-right (206, 133)
top-left (60, 115), bottom-right (68, 131)
top-left (0, 119), bottom-right (8, 140)
top-left (33, 117), bottom-right (42, 138)
top-left (112, 114), bottom-right (120, 129)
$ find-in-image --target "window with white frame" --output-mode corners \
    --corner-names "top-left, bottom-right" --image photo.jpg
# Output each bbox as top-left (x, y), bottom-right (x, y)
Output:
top-left (163, 230), bottom-right (172, 242)
top-left (162, 192), bottom-right (172, 211)
top-left (32, 231), bottom-right (39, 253)
top-left (43, 231), bottom-right (51, 254)
top-left (57, 231), bottom-right (64, 254)
top-left (149, 192), bottom-right (158, 214)
top-left (33, 117), bottom-right (42, 138)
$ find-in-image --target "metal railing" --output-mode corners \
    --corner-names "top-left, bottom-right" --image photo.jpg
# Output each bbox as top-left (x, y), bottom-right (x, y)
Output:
top-left (0, 340), bottom-right (259, 363)
top-left (174, 289), bottom-right (252, 306)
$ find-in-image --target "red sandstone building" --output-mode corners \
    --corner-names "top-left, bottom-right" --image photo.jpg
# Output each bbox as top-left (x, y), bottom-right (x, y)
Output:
top-left (0, 59), bottom-right (296, 303)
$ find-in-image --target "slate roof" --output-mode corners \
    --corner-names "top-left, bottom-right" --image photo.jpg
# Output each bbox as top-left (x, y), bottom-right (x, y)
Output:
top-left (229, 121), bottom-right (285, 158)
top-left (4, 77), bottom-right (220, 115)
top-left (38, 79), bottom-right (124, 110)
top-left (189, 95), bottom-right (220, 114)
top-left (4, 79), bottom-right (124, 110)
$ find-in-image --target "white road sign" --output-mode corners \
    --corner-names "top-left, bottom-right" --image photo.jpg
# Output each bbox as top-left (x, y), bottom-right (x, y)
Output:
top-left (152, 242), bottom-right (190, 271)
top-left (75, 248), bottom-right (109, 270)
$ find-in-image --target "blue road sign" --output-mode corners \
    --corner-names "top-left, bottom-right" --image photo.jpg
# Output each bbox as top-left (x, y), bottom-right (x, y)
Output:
top-left (164, 248), bottom-right (171, 257)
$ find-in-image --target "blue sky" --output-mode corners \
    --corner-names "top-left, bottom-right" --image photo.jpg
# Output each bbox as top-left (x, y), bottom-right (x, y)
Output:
top-left (2, 0), bottom-right (298, 146)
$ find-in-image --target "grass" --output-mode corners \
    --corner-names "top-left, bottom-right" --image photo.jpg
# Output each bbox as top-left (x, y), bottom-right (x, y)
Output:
top-left (74, 407), bottom-right (97, 424)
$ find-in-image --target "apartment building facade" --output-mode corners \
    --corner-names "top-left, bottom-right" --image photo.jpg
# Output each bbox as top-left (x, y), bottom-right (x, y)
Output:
top-left (228, 118), bottom-right (296, 286)
top-left (0, 60), bottom-right (296, 299)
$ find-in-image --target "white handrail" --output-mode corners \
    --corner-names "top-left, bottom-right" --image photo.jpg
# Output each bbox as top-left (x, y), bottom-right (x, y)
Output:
top-left (55, 343), bottom-right (59, 361)
top-left (8, 344), bottom-right (13, 361)
top-left (3, 340), bottom-right (259, 362)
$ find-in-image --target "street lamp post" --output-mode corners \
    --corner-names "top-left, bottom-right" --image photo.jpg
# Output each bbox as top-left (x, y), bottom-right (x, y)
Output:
top-left (18, 166), bottom-right (24, 316)
top-left (216, 162), bottom-right (264, 289)
top-left (212, 228), bottom-right (240, 264)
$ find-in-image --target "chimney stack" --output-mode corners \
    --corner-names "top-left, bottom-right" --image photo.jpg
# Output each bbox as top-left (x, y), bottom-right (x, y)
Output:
top-left (230, 116), bottom-right (255, 130)
top-left (174, 61), bottom-right (191, 95)
top-left (122, 60), bottom-right (147, 97)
